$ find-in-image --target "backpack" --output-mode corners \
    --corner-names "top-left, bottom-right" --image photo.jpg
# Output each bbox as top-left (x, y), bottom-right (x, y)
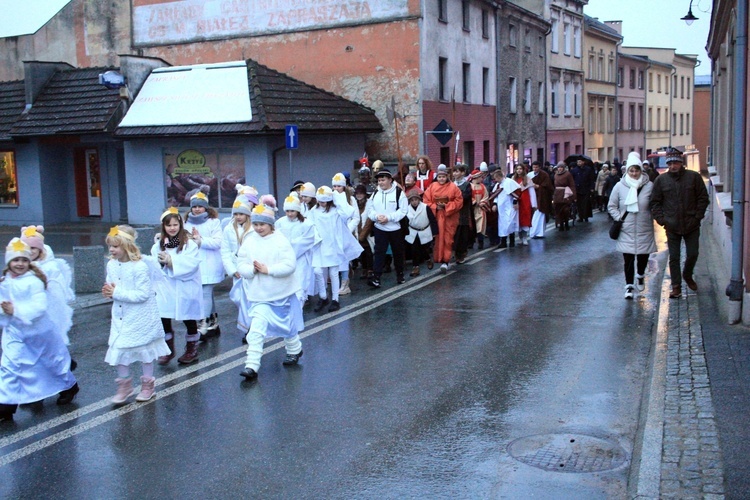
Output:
top-left (370, 187), bottom-right (409, 236)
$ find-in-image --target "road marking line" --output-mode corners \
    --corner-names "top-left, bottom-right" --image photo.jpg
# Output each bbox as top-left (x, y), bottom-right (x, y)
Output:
top-left (0, 273), bottom-right (451, 465)
top-left (467, 258), bottom-right (485, 265)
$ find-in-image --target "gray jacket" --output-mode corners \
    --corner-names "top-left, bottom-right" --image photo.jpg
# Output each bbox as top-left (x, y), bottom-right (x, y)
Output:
top-left (608, 178), bottom-right (657, 255)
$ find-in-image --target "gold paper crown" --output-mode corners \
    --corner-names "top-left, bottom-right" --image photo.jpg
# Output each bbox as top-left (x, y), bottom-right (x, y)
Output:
top-left (108, 226), bottom-right (134, 241)
top-left (160, 206), bottom-right (179, 221)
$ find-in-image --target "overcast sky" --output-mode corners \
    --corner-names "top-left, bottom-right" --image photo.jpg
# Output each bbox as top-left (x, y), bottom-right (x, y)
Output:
top-left (584, 0), bottom-right (713, 76)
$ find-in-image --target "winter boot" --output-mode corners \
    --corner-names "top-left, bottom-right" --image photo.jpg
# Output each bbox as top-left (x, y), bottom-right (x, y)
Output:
top-left (135, 376), bottom-right (156, 402)
top-left (57, 383), bottom-right (80, 405)
top-left (339, 279), bottom-right (351, 295)
top-left (498, 237), bottom-right (508, 249)
top-left (509, 233), bottom-right (516, 247)
top-left (0, 403), bottom-right (17, 422)
top-left (624, 284), bottom-right (634, 300)
top-left (112, 378), bottom-right (135, 405)
top-left (157, 336), bottom-right (175, 365)
top-left (177, 341), bottom-right (199, 364)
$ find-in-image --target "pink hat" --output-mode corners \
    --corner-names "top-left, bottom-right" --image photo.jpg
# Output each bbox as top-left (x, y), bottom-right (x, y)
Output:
top-left (20, 225), bottom-right (45, 251)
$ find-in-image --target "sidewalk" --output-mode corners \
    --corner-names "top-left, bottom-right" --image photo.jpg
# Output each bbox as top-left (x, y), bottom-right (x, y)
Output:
top-left (632, 227), bottom-right (750, 499)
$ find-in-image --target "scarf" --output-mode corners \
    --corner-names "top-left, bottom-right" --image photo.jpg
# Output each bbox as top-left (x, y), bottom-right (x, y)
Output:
top-left (187, 212), bottom-right (209, 224)
top-left (623, 173), bottom-right (647, 213)
top-left (163, 235), bottom-right (181, 248)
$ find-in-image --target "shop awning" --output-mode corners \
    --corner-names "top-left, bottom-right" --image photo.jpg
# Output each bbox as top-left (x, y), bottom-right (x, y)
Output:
top-left (118, 61), bottom-right (252, 128)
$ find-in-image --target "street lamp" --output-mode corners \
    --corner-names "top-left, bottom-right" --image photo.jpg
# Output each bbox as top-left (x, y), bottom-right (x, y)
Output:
top-left (681, 0), bottom-right (699, 25)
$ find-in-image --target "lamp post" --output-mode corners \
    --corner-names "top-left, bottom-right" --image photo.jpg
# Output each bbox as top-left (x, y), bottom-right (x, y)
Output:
top-left (681, 0), bottom-right (699, 25)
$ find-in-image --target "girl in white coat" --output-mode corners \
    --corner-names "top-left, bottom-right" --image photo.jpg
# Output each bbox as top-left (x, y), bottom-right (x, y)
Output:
top-left (222, 195), bottom-right (256, 340)
top-left (103, 225), bottom-right (170, 404)
top-left (309, 186), bottom-right (361, 314)
top-left (332, 173), bottom-right (360, 295)
top-left (299, 182), bottom-right (317, 217)
top-left (275, 192), bottom-right (319, 304)
top-left (20, 226), bottom-right (75, 348)
top-left (184, 192), bottom-right (224, 340)
top-left (151, 208), bottom-right (203, 365)
top-left (0, 239), bottom-right (79, 421)
top-left (237, 200), bottom-right (304, 381)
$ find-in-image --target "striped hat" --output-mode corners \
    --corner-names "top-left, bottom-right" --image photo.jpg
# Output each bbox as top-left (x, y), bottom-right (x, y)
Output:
top-left (251, 203), bottom-right (276, 225)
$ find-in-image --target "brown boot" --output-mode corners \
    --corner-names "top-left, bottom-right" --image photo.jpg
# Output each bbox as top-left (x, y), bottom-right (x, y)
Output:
top-left (669, 286), bottom-right (682, 299)
top-left (177, 341), bottom-right (199, 364)
top-left (157, 337), bottom-right (175, 365)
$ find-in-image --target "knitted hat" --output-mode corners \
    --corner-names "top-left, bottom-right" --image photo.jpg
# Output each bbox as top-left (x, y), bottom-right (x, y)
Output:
top-left (625, 151), bottom-right (642, 169)
top-left (556, 161), bottom-right (567, 169)
top-left (190, 191), bottom-right (209, 208)
top-left (161, 206), bottom-right (180, 221)
top-left (236, 184), bottom-right (259, 206)
top-left (665, 148), bottom-right (683, 164)
top-left (231, 197), bottom-right (253, 216)
top-left (259, 194), bottom-right (277, 212)
top-left (5, 238), bottom-right (32, 264)
top-left (20, 225), bottom-right (45, 251)
top-left (479, 161), bottom-right (489, 172)
top-left (283, 192), bottom-right (302, 212)
top-left (406, 188), bottom-right (424, 200)
top-left (436, 164), bottom-right (449, 176)
top-left (300, 182), bottom-right (316, 197)
top-left (251, 203), bottom-right (276, 225)
top-left (332, 173), bottom-right (347, 187)
top-left (316, 185), bottom-right (334, 202)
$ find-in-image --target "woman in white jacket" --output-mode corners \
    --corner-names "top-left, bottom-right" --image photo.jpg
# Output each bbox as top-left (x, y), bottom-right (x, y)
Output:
top-left (151, 208), bottom-right (203, 364)
top-left (275, 192), bottom-right (318, 305)
top-left (184, 192), bottom-right (224, 340)
top-left (237, 199), bottom-right (304, 381)
top-left (608, 158), bottom-right (657, 299)
top-left (103, 225), bottom-right (169, 404)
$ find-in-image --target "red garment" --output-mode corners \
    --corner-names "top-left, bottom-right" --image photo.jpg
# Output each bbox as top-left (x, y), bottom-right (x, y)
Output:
top-left (415, 171), bottom-right (434, 192)
top-left (423, 180), bottom-right (462, 263)
top-left (513, 176), bottom-right (533, 228)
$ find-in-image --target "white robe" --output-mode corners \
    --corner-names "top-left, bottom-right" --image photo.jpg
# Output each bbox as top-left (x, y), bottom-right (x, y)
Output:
top-left (275, 216), bottom-right (319, 300)
top-left (309, 193), bottom-right (362, 268)
top-left (0, 271), bottom-right (76, 404)
top-left (495, 178), bottom-right (522, 237)
top-left (184, 217), bottom-right (225, 284)
top-left (150, 239), bottom-right (203, 321)
top-left (35, 256), bottom-right (74, 345)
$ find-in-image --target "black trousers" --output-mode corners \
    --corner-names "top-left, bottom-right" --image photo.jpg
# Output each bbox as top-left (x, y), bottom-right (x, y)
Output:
top-left (623, 253), bottom-right (650, 284)
top-left (373, 227), bottom-right (405, 278)
top-left (666, 228), bottom-right (700, 285)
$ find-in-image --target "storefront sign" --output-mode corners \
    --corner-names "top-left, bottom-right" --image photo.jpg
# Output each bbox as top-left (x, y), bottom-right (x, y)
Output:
top-left (174, 150), bottom-right (212, 177)
top-left (165, 148), bottom-right (245, 209)
top-left (133, 0), bottom-right (409, 46)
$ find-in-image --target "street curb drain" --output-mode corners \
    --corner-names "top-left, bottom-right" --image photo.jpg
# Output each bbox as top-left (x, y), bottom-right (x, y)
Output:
top-left (507, 433), bottom-right (628, 473)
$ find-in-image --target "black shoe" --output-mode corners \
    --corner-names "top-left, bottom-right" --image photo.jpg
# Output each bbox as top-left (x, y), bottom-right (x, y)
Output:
top-left (0, 403), bottom-right (16, 422)
top-left (313, 297), bottom-right (330, 312)
top-left (328, 300), bottom-right (340, 312)
top-left (70, 359), bottom-right (77, 372)
top-left (478, 241), bottom-right (484, 250)
top-left (282, 350), bottom-right (303, 366)
top-left (240, 368), bottom-right (258, 381)
top-left (241, 334), bottom-right (248, 344)
top-left (368, 278), bottom-right (381, 288)
top-left (397, 273), bottom-right (405, 284)
top-left (56, 383), bottom-right (80, 405)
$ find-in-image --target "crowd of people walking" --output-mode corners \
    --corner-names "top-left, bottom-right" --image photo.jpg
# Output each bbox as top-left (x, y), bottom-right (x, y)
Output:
top-left (0, 147), bottom-right (708, 421)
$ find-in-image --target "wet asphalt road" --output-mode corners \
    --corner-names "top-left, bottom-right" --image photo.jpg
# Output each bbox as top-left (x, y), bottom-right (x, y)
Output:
top-left (0, 213), bottom-right (661, 499)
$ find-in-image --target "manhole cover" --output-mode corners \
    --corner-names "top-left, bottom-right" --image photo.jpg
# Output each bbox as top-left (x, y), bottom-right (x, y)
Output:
top-left (507, 433), bottom-right (628, 473)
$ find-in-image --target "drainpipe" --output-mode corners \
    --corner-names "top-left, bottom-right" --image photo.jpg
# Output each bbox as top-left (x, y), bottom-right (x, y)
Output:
top-left (726, 0), bottom-right (748, 324)
top-left (669, 67), bottom-right (676, 147)
top-left (614, 38), bottom-right (622, 158)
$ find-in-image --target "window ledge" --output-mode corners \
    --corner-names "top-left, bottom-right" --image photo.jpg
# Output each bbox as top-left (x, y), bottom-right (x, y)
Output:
top-left (707, 165), bottom-right (717, 175)
top-left (710, 175), bottom-right (723, 192)
top-left (716, 191), bottom-right (732, 212)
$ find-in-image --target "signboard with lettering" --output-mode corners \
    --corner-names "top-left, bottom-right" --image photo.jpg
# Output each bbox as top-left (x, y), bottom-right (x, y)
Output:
top-left (133, 0), bottom-right (410, 47)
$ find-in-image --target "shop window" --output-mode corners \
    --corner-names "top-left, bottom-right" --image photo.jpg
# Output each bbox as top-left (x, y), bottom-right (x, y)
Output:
top-left (0, 152), bottom-right (18, 206)
top-left (164, 148), bottom-right (245, 209)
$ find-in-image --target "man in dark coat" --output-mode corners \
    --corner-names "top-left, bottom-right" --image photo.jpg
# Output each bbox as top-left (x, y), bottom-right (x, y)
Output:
top-left (650, 148), bottom-right (709, 298)
top-left (570, 159), bottom-right (596, 222)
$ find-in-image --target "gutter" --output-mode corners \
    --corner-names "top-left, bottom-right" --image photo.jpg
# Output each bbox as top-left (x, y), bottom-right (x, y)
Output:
top-left (726, 0), bottom-right (748, 323)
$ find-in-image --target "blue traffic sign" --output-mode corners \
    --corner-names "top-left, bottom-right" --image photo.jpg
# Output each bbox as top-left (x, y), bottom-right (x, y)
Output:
top-left (285, 124), bottom-right (298, 149)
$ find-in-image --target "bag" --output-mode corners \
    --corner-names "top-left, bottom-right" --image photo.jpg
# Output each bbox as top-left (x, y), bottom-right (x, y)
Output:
top-left (609, 212), bottom-right (628, 240)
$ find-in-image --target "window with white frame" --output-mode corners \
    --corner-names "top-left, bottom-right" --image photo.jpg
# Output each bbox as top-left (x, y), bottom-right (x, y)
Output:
top-left (551, 80), bottom-right (558, 115)
top-left (598, 103), bottom-right (604, 133)
top-left (564, 81), bottom-right (572, 115)
top-left (538, 82), bottom-right (544, 113)
top-left (597, 55), bottom-right (604, 81)
top-left (524, 79), bottom-right (531, 113)
top-left (588, 107), bottom-right (595, 133)
top-left (563, 21), bottom-right (571, 55)
top-left (482, 67), bottom-right (489, 104)
top-left (638, 70), bottom-right (644, 89)
top-left (509, 77), bottom-right (517, 113)
top-left (629, 104), bottom-right (635, 130)
top-left (648, 107), bottom-right (653, 131)
top-left (588, 55), bottom-right (595, 77)
top-left (574, 82), bottom-right (581, 116)
top-left (687, 77), bottom-right (691, 98)
top-left (687, 113), bottom-right (690, 134)
top-left (573, 26), bottom-right (581, 58)
top-left (551, 17), bottom-right (559, 53)
top-left (509, 23), bottom-right (517, 47)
